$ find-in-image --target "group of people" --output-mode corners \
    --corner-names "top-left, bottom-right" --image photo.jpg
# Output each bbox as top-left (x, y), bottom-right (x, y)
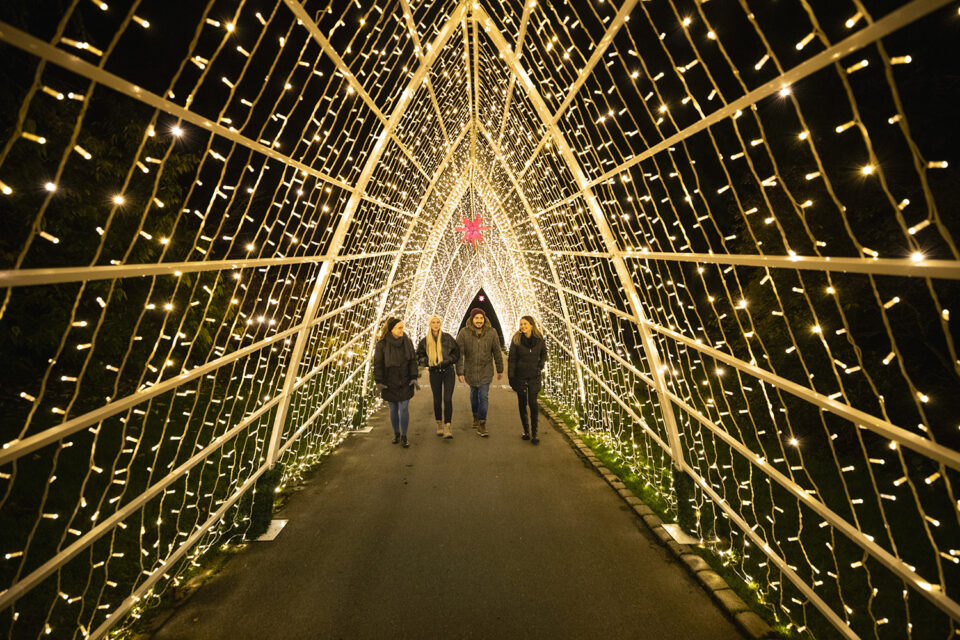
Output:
top-left (372, 308), bottom-right (546, 448)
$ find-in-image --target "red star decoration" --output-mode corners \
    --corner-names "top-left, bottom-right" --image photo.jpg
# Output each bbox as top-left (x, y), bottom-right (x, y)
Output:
top-left (455, 215), bottom-right (490, 249)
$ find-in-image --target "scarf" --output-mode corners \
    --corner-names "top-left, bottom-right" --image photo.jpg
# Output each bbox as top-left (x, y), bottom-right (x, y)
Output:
top-left (425, 330), bottom-right (442, 366)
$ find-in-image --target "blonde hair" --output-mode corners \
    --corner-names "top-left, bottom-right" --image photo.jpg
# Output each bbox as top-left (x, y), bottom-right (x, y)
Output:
top-left (425, 316), bottom-right (443, 366)
top-left (512, 315), bottom-right (543, 345)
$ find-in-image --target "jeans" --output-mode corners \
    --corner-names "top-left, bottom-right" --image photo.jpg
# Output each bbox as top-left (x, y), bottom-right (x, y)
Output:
top-left (515, 379), bottom-right (540, 436)
top-left (429, 368), bottom-right (456, 422)
top-left (388, 399), bottom-right (410, 436)
top-left (469, 383), bottom-right (490, 420)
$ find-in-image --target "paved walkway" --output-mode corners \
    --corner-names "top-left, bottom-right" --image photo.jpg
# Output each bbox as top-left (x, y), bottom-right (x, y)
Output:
top-left (153, 381), bottom-right (744, 640)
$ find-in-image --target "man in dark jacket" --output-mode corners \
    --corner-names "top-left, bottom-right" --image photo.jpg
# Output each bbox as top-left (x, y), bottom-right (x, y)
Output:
top-left (456, 308), bottom-right (503, 437)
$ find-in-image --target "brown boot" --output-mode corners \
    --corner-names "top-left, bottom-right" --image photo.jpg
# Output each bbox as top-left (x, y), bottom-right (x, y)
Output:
top-left (436, 420), bottom-right (444, 436)
top-left (442, 422), bottom-right (453, 439)
top-left (478, 419), bottom-right (488, 437)
top-left (472, 414), bottom-right (479, 430)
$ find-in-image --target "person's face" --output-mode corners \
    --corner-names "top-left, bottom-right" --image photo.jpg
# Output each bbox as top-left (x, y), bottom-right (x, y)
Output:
top-left (429, 317), bottom-right (441, 333)
top-left (472, 314), bottom-right (485, 329)
top-left (520, 318), bottom-right (532, 336)
top-left (391, 322), bottom-right (404, 338)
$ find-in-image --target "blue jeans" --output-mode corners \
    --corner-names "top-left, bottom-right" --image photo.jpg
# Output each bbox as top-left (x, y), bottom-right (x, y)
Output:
top-left (469, 384), bottom-right (490, 420)
top-left (388, 400), bottom-right (409, 436)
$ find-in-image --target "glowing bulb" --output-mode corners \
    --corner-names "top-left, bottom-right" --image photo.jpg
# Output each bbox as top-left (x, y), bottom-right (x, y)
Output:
top-left (44, 182), bottom-right (57, 192)
top-left (163, 303), bottom-right (173, 311)
top-left (861, 165), bottom-right (874, 175)
top-left (911, 252), bottom-right (924, 263)
top-left (779, 87), bottom-right (791, 96)
top-left (789, 438), bottom-right (799, 447)
top-left (112, 194), bottom-right (125, 205)
top-left (246, 243), bottom-right (255, 251)
top-left (171, 126), bottom-right (183, 136)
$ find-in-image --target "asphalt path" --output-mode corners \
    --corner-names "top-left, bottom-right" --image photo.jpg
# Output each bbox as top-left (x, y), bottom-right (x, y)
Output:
top-left (153, 380), bottom-right (744, 640)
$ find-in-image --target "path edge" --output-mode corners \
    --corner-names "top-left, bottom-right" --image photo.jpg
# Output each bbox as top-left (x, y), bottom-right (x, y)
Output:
top-left (540, 404), bottom-right (780, 640)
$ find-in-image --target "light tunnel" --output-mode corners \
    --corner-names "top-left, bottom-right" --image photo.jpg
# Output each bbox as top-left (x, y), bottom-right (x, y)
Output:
top-left (0, 0), bottom-right (959, 637)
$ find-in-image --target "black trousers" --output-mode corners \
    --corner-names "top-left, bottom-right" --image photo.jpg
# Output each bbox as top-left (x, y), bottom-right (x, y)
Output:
top-left (514, 379), bottom-right (540, 436)
top-left (429, 367), bottom-right (456, 422)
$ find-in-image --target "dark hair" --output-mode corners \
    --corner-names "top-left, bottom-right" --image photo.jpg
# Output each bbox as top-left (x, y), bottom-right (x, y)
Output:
top-left (512, 315), bottom-right (543, 345)
top-left (379, 317), bottom-right (401, 339)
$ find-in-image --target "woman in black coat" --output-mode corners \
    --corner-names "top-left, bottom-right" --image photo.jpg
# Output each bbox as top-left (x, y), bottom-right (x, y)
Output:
top-left (416, 315), bottom-right (461, 439)
top-left (507, 315), bottom-right (547, 444)
top-left (373, 317), bottom-right (419, 448)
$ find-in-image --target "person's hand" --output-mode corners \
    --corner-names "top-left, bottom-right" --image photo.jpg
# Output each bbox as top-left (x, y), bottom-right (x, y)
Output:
top-left (458, 375), bottom-right (465, 383)
top-left (376, 383), bottom-right (387, 391)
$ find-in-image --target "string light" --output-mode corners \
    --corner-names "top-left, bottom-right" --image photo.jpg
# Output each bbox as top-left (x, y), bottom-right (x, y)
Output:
top-left (0, 2), bottom-right (955, 639)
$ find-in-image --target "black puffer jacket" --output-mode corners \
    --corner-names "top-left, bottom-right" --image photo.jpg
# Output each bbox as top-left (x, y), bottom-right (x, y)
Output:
top-left (374, 333), bottom-right (418, 402)
top-left (508, 333), bottom-right (547, 389)
top-left (416, 331), bottom-right (461, 372)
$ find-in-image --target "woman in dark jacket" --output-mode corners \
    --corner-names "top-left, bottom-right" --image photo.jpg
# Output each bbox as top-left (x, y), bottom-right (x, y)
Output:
top-left (373, 317), bottom-right (419, 448)
top-left (507, 315), bottom-right (547, 444)
top-left (416, 315), bottom-right (461, 439)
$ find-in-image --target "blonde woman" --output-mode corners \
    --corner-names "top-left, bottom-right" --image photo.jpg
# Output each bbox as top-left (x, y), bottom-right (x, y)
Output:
top-left (373, 317), bottom-right (418, 448)
top-left (507, 316), bottom-right (547, 444)
top-left (416, 316), bottom-right (460, 438)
